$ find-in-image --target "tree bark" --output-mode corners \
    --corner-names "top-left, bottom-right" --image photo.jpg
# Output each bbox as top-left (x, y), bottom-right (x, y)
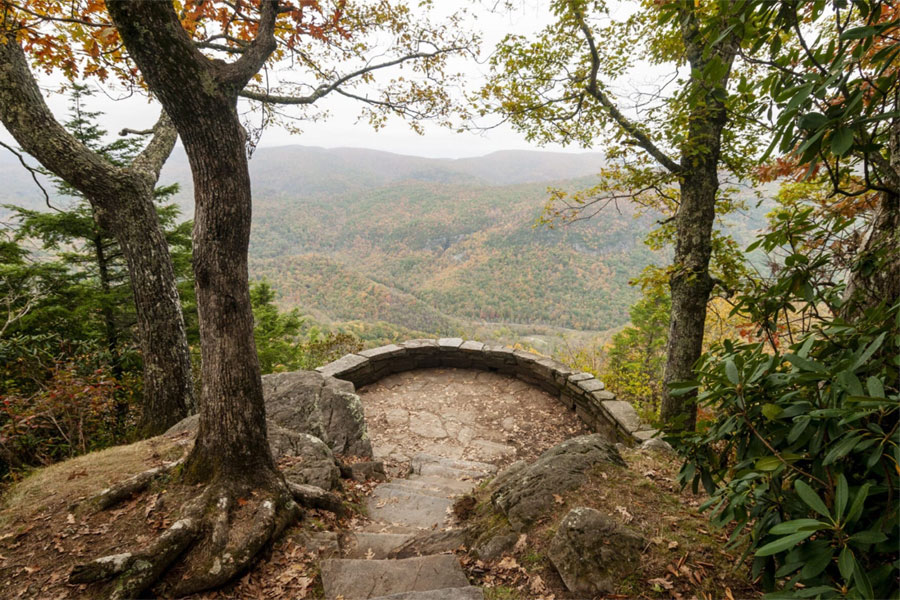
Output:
top-left (105, 0), bottom-right (279, 486)
top-left (0, 32), bottom-right (193, 436)
top-left (659, 17), bottom-right (736, 432)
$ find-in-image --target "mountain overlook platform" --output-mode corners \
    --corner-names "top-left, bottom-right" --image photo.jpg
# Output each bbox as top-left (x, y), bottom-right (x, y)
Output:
top-left (316, 338), bottom-right (658, 447)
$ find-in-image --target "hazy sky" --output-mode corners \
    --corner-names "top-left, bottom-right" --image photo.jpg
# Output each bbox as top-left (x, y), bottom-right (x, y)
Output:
top-left (5, 1), bottom-right (653, 159)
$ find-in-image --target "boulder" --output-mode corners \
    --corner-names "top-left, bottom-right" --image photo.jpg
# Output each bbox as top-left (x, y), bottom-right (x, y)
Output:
top-left (164, 415), bottom-right (341, 490)
top-left (262, 370), bottom-right (373, 458)
top-left (270, 425), bottom-right (342, 491)
top-left (548, 507), bottom-right (645, 595)
top-left (490, 434), bottom-right (624, 530)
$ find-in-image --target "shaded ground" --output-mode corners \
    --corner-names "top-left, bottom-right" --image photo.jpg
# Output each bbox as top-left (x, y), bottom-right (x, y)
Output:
top-left (359, 368), bottom-right (590, 475)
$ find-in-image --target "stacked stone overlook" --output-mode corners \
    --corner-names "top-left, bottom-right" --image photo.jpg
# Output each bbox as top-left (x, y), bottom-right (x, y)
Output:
top-left (317, 338), bottom-right (659, 445)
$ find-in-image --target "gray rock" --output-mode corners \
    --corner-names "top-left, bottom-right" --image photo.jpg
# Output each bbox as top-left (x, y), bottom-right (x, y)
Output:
top-left (164, 415), bottom-right (341, 490)
top-left (389, 528), bottom-right (467, 559)
top-left (348, 460), bottom-right (388, 482)
top-left (490, 434), bottom-right (624, 530)
top-left (370, 588), bottom-right (484, 600)
top-left (641, 437), bottom-right (674, 453)
top-left (367, 489), bottom-right (454, 529)
top-left (343, 532), bottom-right (411, 559)
top-left (548, 507), bottom-right (645, 595)
top-left (262, 370), bottom-right (373, 457)
top-left (269, 424), bottom-right (342, 490)
top-left (320, 555), bottom-right (469, 599)
top-left (472, 531), bottom-right (518, 560)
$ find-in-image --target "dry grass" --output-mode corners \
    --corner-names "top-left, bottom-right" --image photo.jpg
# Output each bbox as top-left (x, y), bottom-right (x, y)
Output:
top-left (462, 447), bottom-right (761, 600)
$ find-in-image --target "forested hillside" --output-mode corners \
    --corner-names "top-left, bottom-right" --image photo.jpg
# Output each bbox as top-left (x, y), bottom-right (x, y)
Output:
top-left (3, 145), bottom-right (771, 343)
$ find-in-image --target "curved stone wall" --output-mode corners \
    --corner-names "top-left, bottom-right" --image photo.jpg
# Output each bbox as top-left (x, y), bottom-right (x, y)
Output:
top-left (316, 338), bottom-right (656, 445)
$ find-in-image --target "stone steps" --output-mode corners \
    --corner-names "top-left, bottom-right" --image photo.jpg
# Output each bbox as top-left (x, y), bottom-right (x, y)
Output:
top-left (319, 556), bottom-right (469, 600)
top-left (342, 532), bottom-right (412, 559)
top-left (370, 587), bottom-right (484, 600)
top-left (319, 453), bottom-right (485, 599)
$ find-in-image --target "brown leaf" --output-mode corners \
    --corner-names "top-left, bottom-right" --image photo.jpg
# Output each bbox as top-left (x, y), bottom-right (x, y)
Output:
top-left (648, 577), bottom-right (674, 590)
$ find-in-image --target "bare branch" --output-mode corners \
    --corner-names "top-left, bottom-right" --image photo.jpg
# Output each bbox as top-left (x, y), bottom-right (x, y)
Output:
top-left (130, 111), bottom-right (178, 183)
top-left (220, 0), bottom-right (280, 89)
top-left (571, 8), bottom-right (682, 175)
top-left (0, 139), bottom-right (57, 212)
top-left (240, 47), bottom-right (466, 106)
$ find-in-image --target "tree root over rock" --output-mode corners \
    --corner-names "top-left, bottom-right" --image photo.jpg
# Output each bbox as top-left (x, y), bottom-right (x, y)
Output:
top-left (69, 467), bottom-right (344, 599)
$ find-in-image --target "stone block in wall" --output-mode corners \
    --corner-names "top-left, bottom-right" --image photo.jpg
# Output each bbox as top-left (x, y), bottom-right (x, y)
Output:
top-left (459, 340), bottom-right (485, 354)
top-left (578, 378), bottom-right (605, 393)
top-left (513, 349), bottom-right (540, 366)
top-left (601, 400), bottom-right (642, 433)
top-left (401, 339), bottom-right (440, 357)
top-left (359, 344), bottom-right (406, 361)
top-left (553, 365), bottom-right (578, 385)
top-left (559, 390), bottom-right (576, 410)
top-left (438, 337), bottom-right (464, 351)
top-left (317, 354), bottom-right (371, 382)
top-left (482, 344), bottom-right (517, 364)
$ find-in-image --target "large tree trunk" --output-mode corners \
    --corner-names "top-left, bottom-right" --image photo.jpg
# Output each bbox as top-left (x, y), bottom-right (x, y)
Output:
top-left (0, 34), bottom-right (193, 435)
top-left (178, 106), bottom-right (276, 485)
top-left (659, 20), bottom-right (735, 432)
top-left (105, 0), bottom-right (278, 487)
top-left (841, 190), bottom-right (900, 319)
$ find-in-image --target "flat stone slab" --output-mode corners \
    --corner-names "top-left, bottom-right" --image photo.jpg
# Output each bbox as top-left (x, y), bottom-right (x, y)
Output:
top-left (411, 454), bottom-right (497, 477)
top-left (366, 489), bottom-right (454, 529)
top-left (320, 556), bottom-right (469, 600)
top-left (375, 482), bottom-right (454, 500)
top-left (370, 587), bottom-right (484, 600)
top-left (344, 532), bottom-right (412, 559)
top-left (404, 475), bottom-right (479, 496)
top-left (601, 400), bottom-right (642, 432)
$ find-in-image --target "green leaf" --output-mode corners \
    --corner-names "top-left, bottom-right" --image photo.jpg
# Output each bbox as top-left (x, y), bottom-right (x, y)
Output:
top-left (830, 127), bottom-right (854, 156)
top-left (755, 530), bottom-right (816, 556)
top-left (849, 529), bottom-right (887, 545)
top-left (840, 26), bottom-right (878, 40)
top-left (762, 403), bottom-right (784, 421)
top-left (769, 519), bottom-right (829, 534)
top-left (755, 456), bottom-right (783, 472)
top-left (795, 586), bottom-right (839, 598)
top-left (853, 332), bottom-right (886, 370)
top-left (725, 359), bottom-right (740, 385)
top-left (822, 435), bottom-right (862, 466)
top-left (798, 112), bottom-right (828, 130)
top-left (866, 376), bottom-right (885, 398)
top-left (785, 354), bottom-right (825, 372)
top-left (800, 547), bottom-right (834, 579)
top-left (835, 474), bottom-right (848, 521)
top-left (795, 480), bottom-right (831, 519)
top-left (845, 483), bottom-right (870, 524)
top-left (838, 546), bottom-right (856, 583)
top-left (853, 559), bottom-right (874, 599)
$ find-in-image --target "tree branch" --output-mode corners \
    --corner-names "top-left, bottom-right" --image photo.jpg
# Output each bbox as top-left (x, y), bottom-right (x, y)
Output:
top-left (130, 111), bottom-right (178, 184)
top-left (220, 0), bottom-right (280, 90)
top-left (571, 8), bottom-right (682, 175)
top-left (239, 47), bottom-right (466, 106)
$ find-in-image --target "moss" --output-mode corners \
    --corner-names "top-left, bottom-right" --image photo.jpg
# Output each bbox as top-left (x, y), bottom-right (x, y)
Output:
top-left (484, 586), bottom-right (524, 600)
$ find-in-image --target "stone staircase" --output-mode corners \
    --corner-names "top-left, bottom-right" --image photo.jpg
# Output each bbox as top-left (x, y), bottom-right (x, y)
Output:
top-left (319, 453), bottom-right (496, 599)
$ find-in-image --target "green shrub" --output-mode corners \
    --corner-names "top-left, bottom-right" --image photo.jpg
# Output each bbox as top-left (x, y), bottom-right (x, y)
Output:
top-left (672, 198), bottom-right (899, 598)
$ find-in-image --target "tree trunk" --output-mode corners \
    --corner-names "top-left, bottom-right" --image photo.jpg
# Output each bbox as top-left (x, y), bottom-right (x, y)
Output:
top-left (178, 106), bottom-right (276, 485)
top-left (93, 190), bottom-right (195, 437)
top-left (659, 170), bottom-right (717, 431)
top-left (659, 20), bottom-right (735, 432)
top-left (841, 190), bottom-right (900, 319)
top-left (92, 231), bottom-right (123, 378)
top-left (103, 0), bottom-right (279, 486)
top-left (0, 33), bottom-right (193, 435)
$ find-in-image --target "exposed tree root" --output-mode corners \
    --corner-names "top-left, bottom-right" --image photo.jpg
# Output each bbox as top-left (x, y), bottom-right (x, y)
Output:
top-left (82, 459), bottom-right (183, 511)
top-left (68, 476), bottom-right (304, 599)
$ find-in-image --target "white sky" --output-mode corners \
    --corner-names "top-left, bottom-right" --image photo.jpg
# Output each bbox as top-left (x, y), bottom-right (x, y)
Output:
top-left (5, 1), bottom-right (654, 159)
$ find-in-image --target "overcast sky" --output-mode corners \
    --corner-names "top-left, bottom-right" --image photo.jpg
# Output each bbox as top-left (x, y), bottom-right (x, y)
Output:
top-left (5, 1), bottom-right (654, 159)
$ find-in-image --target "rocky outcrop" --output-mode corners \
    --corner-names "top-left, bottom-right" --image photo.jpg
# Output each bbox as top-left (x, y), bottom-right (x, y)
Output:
top-left (262, 370), bottom-right (372, 458)
top-left (489, 434), bottom-right (624, 531)
top-left (165, 415), bottom-right (342, 490)
top-left (317, 339), bottom-right (655, 445)
top-left (548, 507), bottom-right (645, 595)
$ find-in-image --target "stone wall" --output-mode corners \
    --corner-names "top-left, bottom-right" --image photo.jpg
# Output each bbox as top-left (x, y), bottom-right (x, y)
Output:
top-left (316, 338), bottom-right (655, 445)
